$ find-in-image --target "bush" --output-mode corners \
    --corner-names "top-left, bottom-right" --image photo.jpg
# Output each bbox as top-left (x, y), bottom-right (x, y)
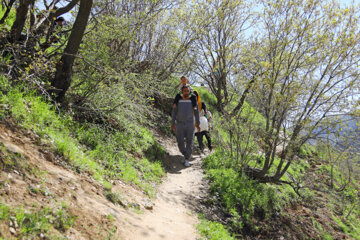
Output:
top-left (0, 77), bottom-right (165, 195)
top-left (197, 216), bottom-right (235, 240)
top-left (0, 5), bottom-right (16, 28)
top-left (203, 152), bottom-right (284, 232)
top-left (0, 202), bottom-right (75, 238)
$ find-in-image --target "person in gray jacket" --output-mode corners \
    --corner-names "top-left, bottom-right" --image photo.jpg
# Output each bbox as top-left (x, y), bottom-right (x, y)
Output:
top-left (171, 85), bottom-right (200, 167)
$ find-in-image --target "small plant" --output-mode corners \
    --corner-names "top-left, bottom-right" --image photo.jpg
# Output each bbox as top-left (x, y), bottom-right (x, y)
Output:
top-left (104, 191), bottom-right (128, 208)
top-left (203, 155), bottom-right (284, 232)
top-left (0, 202), bottom-right (76, 238)
top-left (197, 215), bottom-right (235, 240)
top-left (1, 77), bottom-right (166, 195)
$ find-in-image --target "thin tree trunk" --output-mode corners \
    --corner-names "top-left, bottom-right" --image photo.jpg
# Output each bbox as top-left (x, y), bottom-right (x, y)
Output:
top-left (0, 0), bottom-right (16, 25)
top-left (51, 0), bottom-right (93, 102)
top-left (10, 0), bottom-right (33, 42)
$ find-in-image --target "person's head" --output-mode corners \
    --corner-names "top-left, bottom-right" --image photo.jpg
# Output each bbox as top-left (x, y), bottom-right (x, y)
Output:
top-left (181, 84), bottom-right (191, 97)
top-left (55, 17), bottom-right (65, 26)
top-left (180, 76), bottom-right (188, 85)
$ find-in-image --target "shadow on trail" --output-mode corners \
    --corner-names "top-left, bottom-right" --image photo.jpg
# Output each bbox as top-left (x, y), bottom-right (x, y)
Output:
top-left (162, 154), bottom-right (187, 174)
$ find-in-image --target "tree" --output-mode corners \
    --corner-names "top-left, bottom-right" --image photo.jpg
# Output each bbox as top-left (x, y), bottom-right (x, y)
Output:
top-left (51, 0), bottom-right (93, 102)
top-left (190, 0), bottom-right (254, 112)
top-left (0, 0), bottom-right (16, 25)
top-left (70, 0), bottom-right (214, 103)
top-left (244, 0), bottom-right (360, 183)
top-left (31, 0), bottom-right (79, 44)
top-left (10, 0), bottom-right (34, 42)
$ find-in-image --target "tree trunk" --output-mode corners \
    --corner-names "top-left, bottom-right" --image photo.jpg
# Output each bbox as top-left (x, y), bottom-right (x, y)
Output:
top-left (0, 0), bottom-right (16, 25)
top-left (231, 73), bottom-right (258, 117)
top-left (10, 0), bottom-right (33, 42)
top-left (51, 0), bottom-right (93, 102)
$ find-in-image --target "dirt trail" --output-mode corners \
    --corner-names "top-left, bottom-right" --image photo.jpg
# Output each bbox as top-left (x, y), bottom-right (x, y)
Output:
top-left (121, 135), bottom-right (209, 240)
top-left (0, 121), bottom-right (209, 240)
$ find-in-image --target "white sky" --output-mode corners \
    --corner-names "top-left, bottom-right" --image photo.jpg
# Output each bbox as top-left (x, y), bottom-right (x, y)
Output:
top-left (35, 0), bottom-right (360, 22)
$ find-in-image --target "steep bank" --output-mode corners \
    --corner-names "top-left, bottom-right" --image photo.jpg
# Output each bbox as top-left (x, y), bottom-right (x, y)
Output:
top-left (0, 119), bottom-right (210, 239)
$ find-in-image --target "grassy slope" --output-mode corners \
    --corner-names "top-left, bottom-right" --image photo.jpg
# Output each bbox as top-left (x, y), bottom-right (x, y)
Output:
top-left (0, 76), bottom-right (168, 238)
top-left (0, 76), bottom-right (166, 195)
top-left (196, 88), bottom-right (360, 239)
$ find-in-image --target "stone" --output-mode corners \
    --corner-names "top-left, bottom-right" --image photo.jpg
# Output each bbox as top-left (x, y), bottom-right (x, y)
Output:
top-left (130, 203), bottom-right (141, 210)
top-left (3, 142), bottom-right (23, 155)
top-left (9, 227), bottom-right (16, 235)
top-left (144, 201), bottom-right (153, 210)
top-left (118, 197), bottom-right (128, 208)
top-left (4, 183), bottom-right (10, 195)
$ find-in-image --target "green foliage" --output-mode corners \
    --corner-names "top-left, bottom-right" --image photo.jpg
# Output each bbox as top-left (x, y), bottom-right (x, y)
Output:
top-left (104, 191), bottom-right (128, 207)
top-left (322, 233), bottom-right (334, 240)
top-left (197, 215), bottom-right (235, 240)
top-left (194, 87), bottom-right (217, 111)
top-left (311, 217), bottom-right (334, 240)
top-left (203, 151), bottom-right (284, 231)
top-left (1, 84), bottom-right (106, 182)
top-left (0, 202), bottom-right (75, 238)
top-left (75, 122), bottom-right (165, 196)
top-left (299, 144), bottom-right (316, 158)
top-left (332, 215), bottom-right (360, 239)
top-left (0, 203), bottom-right (10, 219)
top-left (0, 77), bottom-right (165, 196)
top-left (0, 5), bottom-right (16, 28)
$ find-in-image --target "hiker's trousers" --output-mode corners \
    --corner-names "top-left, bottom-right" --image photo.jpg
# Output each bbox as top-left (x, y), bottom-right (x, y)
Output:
top-left (195, 131), bottom-right (212, 151)
top-left (176, 121), bottom-right (195, 160)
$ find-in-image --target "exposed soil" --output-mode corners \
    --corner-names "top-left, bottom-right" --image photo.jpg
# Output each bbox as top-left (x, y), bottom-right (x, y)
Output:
top-left (0, 118), bottom-right (354, 240)
top-left (0, 119), bottom-right (209, 240)
top-left (119, 132), bottom-right (210, 240)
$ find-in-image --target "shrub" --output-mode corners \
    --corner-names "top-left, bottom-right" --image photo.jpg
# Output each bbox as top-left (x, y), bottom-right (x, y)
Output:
top-left (204, 152), bottom-right (284, 232)
top-left (197, 216), bottom-right (235, 240)
top-left (0, 77), bottom-right (165, 195)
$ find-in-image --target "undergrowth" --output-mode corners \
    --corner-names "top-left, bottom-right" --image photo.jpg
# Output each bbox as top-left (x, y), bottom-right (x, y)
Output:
top-left (203, 150), bottom-right (284, 233)
top-left (0, 202), bottom-right (75, 239)
top-left (197, 215), bottom-right (235, 240)
top-left (0, 76), bottom-right (165, 196)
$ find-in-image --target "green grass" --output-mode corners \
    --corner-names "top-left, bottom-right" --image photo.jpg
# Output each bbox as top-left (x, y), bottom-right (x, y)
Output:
top-left (203, 151), bottom-right (284, 232)
top-left (0, 202), bottom-right (75, 238)
top-left (0, 76), bottom-right (165, 196)
top-left (197, 215), bottom-right (235, 240)
top-left (299, 144), bottom-right (316, 158)
top-left (193, 87), bottom-right (217, 111)
top-left (0, 5), bottom-right (16, 29)
top-left (1, 82), bottom-right (106, 182)
top-left (322, 233), bottom-right (334, 240)
top-left (332, 215), bottom-right (360, 239)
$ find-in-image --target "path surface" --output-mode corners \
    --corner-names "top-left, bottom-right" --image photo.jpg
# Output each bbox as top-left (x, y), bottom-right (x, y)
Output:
top-left (0, 121), bottom-right (209, 240)
top-left (122, 135), bottom-right (209, 240)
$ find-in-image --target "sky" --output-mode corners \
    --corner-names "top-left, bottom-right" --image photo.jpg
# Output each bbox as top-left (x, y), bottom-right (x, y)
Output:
top-left (339, 0), bottom-right (360, 5)
top-left (36, 0), bottom-right (74, 21)
top-left (36, 0), bottom-right (360, 22)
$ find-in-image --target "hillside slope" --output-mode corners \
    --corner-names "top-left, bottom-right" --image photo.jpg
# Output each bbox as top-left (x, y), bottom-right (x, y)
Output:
top-left (0, 119), bottom-right (211, 239)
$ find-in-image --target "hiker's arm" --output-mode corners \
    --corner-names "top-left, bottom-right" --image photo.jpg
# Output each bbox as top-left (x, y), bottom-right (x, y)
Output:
top-left (194, 103), bottom-right (200, 128)
top-left (171, 103), bottom-right (177, 126)
top-left (208, 111), bottom-right (214, 129)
